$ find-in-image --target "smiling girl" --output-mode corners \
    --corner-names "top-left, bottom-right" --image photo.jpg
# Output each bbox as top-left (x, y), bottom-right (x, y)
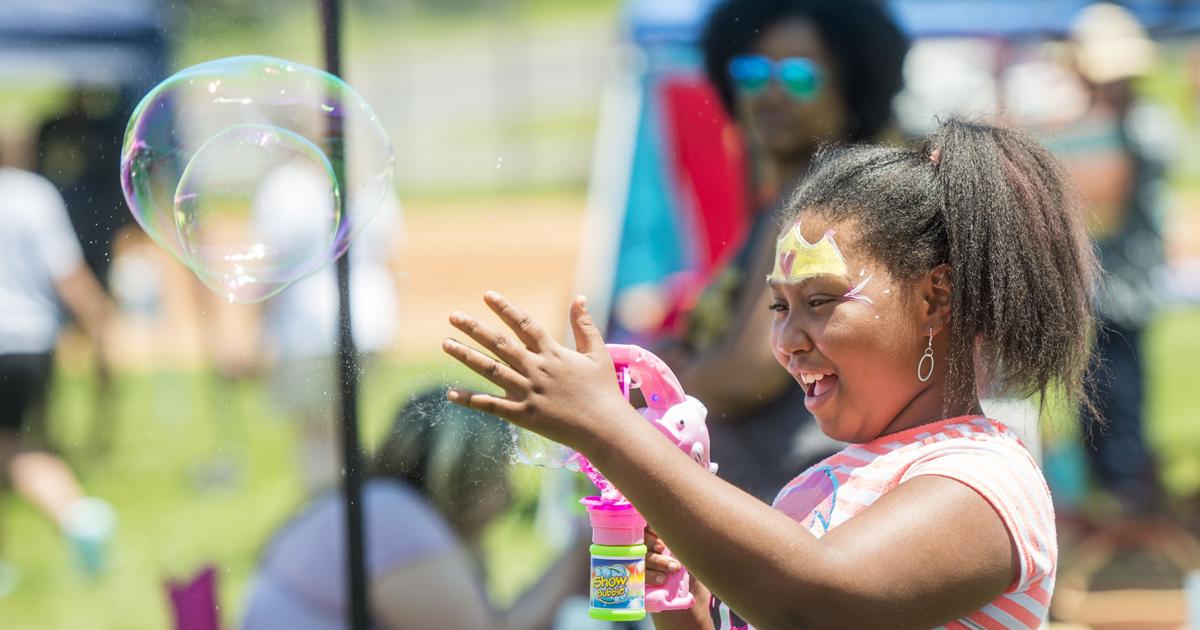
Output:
top-left (442, 119), bottom-right (1097, 628)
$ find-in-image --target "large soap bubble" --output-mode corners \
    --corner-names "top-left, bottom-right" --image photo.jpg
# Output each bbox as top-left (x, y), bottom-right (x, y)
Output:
top-left (121, 55), bottom-right (393, 303)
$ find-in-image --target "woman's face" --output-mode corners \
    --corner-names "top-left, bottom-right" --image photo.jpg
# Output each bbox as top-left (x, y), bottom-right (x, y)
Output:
top-left (736, 17), bottom-right (849, 164)
top-left (768, 215), bottom-right (938, 443)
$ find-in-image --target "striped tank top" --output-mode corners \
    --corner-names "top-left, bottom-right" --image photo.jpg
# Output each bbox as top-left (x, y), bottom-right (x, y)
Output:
top-left (712, 416), bottom-right (1056, 629)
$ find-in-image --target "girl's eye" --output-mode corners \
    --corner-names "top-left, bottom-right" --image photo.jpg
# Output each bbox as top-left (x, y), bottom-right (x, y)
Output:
top-left (808, 296), bottom-right (837, 308)
top-left (768, 302), bottom-right (788, 312)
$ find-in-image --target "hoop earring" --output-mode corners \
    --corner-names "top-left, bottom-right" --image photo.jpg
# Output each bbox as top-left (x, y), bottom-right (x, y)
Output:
top-left (917, 329), bottom-right (935, 383)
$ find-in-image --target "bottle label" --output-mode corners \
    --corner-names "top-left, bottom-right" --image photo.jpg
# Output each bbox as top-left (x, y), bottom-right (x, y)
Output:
top-left (590, 555), bottom-right (645, 611)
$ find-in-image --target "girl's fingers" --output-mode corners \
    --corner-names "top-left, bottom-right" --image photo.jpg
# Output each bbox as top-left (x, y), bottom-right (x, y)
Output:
top-left (442, 338), bottom-right (528, 392)
top-left (446, 388), bottom-right (523, 419)
top-left (568, 295), bottom-right (606, 356)
top-left (484, 291), bottom-right (552, 353)
top-left (647, 568), bottom-right (669, 585)
top-left (644, 525), bottom-right (680, 587)
top-left (449, 310), bottom-right (530, 369)
top-left (646, 551), bottom-right (681, 585)
top-left (646, 552), bottom-right (681, 575)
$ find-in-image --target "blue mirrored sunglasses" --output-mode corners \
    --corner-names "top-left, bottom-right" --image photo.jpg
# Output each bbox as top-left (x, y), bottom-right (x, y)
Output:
top-left (728, 55), bottom-right (823, 101)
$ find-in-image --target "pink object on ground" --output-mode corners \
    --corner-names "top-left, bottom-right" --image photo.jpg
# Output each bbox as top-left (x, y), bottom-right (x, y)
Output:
top-left (166, 565), bottom-right (220, 630)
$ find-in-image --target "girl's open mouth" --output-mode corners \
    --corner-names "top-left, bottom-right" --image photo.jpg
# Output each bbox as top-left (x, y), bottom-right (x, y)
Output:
top-left (796, 370), bottom-right (839, 407)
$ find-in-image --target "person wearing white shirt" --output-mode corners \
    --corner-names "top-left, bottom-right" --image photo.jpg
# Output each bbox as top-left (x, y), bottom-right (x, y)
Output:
top-left (0, 165), bottom-right (116, 590)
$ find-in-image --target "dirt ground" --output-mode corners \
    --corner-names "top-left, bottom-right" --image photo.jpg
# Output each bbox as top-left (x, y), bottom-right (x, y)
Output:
top-left (393, 196), bottom-right (586, 354)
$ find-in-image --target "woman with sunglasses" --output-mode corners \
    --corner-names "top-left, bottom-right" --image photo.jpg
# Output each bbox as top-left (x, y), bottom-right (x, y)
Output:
top-left (661, 0), bottom-right (909, 502)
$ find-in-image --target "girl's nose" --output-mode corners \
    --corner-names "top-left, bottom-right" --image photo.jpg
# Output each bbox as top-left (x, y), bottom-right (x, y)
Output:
top-left (776, 316), bottom-right (814, 355)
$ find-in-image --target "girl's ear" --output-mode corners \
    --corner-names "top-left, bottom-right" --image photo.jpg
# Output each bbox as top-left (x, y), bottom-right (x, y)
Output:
top-left (920, 263), bottom-right (952, 335)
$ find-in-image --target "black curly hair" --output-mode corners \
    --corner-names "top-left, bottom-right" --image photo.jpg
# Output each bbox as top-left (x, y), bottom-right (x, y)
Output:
top-left (783, 119), bottom-right (1100, 409)
top-left (369, 388), bottom-right (513, 532)
top-left (700, 0), bottom-right (909, 142)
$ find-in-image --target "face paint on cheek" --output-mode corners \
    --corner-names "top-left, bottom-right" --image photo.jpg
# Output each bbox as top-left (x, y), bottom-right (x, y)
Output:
top-left (843, 275), bottom-right (874, 305)
top-left (767, 222), bottom-right (849, 283)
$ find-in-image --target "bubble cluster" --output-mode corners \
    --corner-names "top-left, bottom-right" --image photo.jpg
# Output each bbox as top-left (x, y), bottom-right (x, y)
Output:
top-left (121, 56), bottom-right (393, 303)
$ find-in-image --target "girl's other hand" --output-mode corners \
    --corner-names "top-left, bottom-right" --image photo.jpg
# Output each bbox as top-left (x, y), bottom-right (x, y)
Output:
top-left (645, 527), bottom-right (681, 586)
top-left (441, 291), bottom-right (633, 450)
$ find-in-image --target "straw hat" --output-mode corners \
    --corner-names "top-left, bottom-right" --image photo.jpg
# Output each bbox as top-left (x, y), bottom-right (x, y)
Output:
top-left (1070, 2), bottom-right (1156, 84)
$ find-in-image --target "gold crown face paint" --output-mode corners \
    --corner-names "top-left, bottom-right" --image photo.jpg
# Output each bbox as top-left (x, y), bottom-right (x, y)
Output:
top-left (768, 222), bottom-right (850, 283)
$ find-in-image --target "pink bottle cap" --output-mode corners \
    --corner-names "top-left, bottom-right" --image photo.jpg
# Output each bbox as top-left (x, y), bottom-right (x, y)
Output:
top-left (581, 496), bottom-right (646, 545)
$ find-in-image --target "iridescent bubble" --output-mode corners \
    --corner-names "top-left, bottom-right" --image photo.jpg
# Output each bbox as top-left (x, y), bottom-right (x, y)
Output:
top-left (120, 55), bottom-right (393, 303)
top-left (510, 427), bottom-right (579, 471)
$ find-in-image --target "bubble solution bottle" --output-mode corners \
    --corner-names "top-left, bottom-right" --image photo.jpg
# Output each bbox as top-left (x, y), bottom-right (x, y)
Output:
top-left (582, 497), bottom-right (647, 621)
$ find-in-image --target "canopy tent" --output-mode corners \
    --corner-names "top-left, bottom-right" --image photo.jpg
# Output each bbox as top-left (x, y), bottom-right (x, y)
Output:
top-left (0, 0), bottom-right (168, 91)
top-left (890, 0), bottom-right (1200, 39)
top-left (622, 0), bottom-right (1200, 44)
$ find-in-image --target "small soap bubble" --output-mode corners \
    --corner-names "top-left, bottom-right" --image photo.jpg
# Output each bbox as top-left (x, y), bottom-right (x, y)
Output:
top-left (510, 426), bottom-right (577, 470)
top-left (121, 55), bottom-right (394, 303)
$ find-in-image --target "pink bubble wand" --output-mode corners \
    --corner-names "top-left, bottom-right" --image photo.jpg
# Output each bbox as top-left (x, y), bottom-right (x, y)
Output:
top-left (573, 344), bottom-right (718, 614)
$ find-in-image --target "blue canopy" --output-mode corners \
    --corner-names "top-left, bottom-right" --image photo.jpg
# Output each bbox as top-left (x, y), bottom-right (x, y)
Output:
top-left (622, 0), bottom-right (1200, 45)
top-left (0, 0), bottom-right (168, 91)
top-left (889, 0), bottom-right (1200, 39)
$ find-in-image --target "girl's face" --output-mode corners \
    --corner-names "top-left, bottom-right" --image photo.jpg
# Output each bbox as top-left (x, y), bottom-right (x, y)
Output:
top-left (737, 17), bottom-right (848, 164)
top-left (768, 215), bottom-right (944, 443)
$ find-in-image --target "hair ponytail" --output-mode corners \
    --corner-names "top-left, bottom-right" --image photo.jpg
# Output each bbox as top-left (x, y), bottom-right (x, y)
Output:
top-left (929, 120), bottom-right (1099, 406)
top-left (783, 118), bottom-right (1099, 409)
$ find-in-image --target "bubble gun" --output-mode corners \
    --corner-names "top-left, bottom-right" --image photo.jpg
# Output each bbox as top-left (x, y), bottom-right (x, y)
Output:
top-left (575, 344), bottom-right (718, 621)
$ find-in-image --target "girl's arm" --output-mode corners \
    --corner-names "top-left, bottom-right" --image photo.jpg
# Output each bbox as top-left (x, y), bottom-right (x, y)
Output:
top-left (592, 419), bottom-right (1014, 628)
top-left (443, 293), bottom-right (1016, 628)
top-left (647, 529), bottom-right (714, 630)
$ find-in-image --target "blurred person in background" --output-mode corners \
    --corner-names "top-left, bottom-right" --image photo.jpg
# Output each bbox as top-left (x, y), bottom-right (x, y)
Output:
top-left (241, 388), bottom-right (589, 630)
top-left (253, 163), bottom-right (403, 492)
top-left (659, 0), bottom-right (909, 501)
top-left (36, 86), bottom-right (131, 290)
top-left (1050, 2), bottom-right (1170, 515)
top-left (0, 147), bottom-right (117, 592)
top-left (36, 86), bottom-right (131, 455)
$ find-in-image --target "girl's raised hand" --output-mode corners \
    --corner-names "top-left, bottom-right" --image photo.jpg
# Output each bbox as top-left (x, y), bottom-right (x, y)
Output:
top-left (441, 291), bottom-right (633, 450)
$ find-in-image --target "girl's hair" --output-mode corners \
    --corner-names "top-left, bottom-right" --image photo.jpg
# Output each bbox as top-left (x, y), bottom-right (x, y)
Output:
top-left (369, 388), bottom-right (514, 532)
top-left (699, 0), bottom-right (909, 141)
top-left (784, 118), bottom-right (1100, 408)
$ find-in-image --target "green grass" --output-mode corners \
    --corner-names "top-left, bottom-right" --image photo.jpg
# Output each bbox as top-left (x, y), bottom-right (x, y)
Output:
top-left (1146, 308), bottom-right (1200, 497)
top-left (0, 353), bottom-right (563, 628)
top-left (177, 0), bottom-right (619, 70)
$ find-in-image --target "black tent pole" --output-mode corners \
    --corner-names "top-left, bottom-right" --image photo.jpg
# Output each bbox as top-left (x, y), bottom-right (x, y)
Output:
top-left (318, 1), bottom-right (370, 629)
